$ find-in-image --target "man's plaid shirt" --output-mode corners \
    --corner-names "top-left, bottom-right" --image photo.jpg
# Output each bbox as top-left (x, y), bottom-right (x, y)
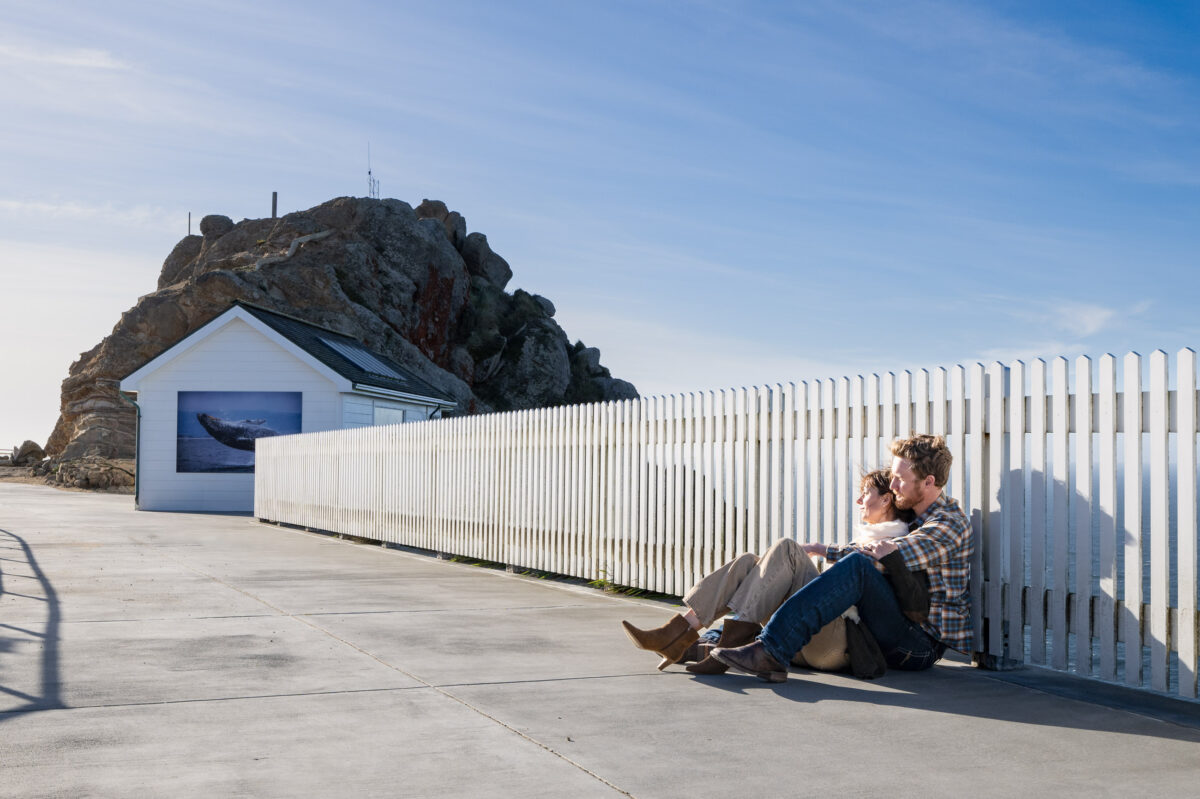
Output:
top-left (896, 493), bottom-right (974, 653)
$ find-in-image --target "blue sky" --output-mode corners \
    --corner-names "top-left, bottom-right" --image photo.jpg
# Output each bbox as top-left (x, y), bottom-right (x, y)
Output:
top-left (2, 0), bottom-right (1199, 449)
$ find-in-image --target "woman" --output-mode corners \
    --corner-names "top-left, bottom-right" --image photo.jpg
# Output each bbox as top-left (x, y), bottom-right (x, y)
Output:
top-left (622, 468), bottom-right (912, 674)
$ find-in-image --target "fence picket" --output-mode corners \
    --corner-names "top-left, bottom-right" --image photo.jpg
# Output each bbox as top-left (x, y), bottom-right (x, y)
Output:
top-left (968, 363), bottom-right (986, 653)
top-left (1007, 360), bottom-right (1026, 665)
top-left (866, 374), bottom-right (880, 470)
top-left (1030, 359), bottom-right (1048, 663)
top-left (1178, 348), bottom-right (1198, 698)
top-left (837, 377), bottom-right (851, 545)
top-left (822, 380), bottom-right (835, 547)
top-left (1149, 351), bottom-right (1169, 691)
top-left (773, 384), bottom-right (787, 547)
top-left (1123, 352), bottom-right (1144, 686)
top-left (1097, 355), bottom-right (1119, 680)
top-left (986, 362), bottom-right (1007, 658)
top-left (1051, 357), bottom-right (1070, 670)
top-left (1074, 356), bottom-right (1094, 676)
top-left (757, 386), bottom-right (771, 554)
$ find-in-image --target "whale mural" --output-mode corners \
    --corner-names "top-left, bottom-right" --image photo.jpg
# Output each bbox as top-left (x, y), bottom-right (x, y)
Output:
top-left (177, 391), bottom-right (302, 473)
top-left (196, 413), bottom-right (279, 451)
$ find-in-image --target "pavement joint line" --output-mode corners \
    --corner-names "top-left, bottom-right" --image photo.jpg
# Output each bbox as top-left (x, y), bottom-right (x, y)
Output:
top-left (2, 604), bottom-right (602, 629)
top-left (0, 673), bottom-right (659, 716)
top-left (164, 552), bottom-right (638, 798)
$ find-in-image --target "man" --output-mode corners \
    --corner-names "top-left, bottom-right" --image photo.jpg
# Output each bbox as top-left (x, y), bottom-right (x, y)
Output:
top-left (712, 433), bottom-right (973, 682)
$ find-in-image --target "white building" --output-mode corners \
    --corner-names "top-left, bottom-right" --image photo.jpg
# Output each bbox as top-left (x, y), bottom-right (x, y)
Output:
top-left (119, 302), bottom-right (456, 512)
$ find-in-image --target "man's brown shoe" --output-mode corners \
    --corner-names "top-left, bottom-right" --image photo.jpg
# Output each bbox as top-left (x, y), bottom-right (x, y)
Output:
top-left (711, 640), bottom-right (788, 683)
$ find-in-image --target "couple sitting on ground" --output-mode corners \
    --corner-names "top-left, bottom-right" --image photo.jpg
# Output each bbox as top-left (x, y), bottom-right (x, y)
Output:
top-left (622, 433), bottom-right (973, 682)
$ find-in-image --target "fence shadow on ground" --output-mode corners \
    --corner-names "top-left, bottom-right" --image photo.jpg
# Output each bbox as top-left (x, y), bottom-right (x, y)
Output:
top-left (685, 658), bottom-right (1200, 744)
top-left (0, 527), bottom-right (64, 721)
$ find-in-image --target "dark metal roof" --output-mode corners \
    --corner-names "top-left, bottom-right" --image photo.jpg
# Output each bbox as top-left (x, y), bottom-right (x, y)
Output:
top-left (235, 302), bottom-right (456, 405)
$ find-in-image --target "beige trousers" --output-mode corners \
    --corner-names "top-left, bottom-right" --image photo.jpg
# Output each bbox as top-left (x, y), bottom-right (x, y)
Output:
top-left (682, 538), bottom-right (850, 671)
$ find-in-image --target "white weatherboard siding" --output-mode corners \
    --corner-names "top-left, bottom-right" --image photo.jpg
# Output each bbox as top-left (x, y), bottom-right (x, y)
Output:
top-left (341, 395), bottom-right (427, 428)
top-left (134, 318), bottom-right (341, 512)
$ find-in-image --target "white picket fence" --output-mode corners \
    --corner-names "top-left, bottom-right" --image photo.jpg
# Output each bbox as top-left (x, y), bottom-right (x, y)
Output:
top-left (255, 349), bottom-right (1199, 699)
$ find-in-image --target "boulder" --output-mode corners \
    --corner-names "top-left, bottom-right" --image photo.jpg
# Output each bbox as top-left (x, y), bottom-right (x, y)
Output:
top-left (575, 346), bottom-right (603, 375)
top-left (485, 319), bottom-right (571, 409)
top-left (533, 295), bottom-right (555, 317)
top-left (414, 200), bottom-right (467, 250)
top-left (12, 440), bottom-right (46, 466)
top-left (199, 214), bottom-right (234, 239)
top-left (461, 232), bottom-right (513, 289)
top-left (157, 235), bottom-right (203, 289)
top-left (414, 199), bottom-right (449, 220)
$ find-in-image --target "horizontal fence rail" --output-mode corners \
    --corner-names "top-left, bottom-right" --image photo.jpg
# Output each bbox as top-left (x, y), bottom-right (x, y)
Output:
top-left (256, 349), bottom-right (1200, 699)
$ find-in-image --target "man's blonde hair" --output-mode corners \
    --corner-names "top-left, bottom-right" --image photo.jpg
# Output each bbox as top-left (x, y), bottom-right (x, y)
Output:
top-left (890, 434), bottom-right (952, 487)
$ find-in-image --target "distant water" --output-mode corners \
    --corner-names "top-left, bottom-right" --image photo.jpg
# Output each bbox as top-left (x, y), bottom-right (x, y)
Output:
top-left (176, 437), bottom-right (255, 473)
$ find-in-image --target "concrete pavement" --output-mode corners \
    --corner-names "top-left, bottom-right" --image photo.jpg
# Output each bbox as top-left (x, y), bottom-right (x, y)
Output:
top-left (2, 482), bottom-right (1199, 798)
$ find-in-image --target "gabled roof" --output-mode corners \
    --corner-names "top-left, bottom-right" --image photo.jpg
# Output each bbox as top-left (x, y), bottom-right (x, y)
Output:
top-left (120, 301), bottom-right (456, 407)
top-left (234, 303), bottom-right (455, 405)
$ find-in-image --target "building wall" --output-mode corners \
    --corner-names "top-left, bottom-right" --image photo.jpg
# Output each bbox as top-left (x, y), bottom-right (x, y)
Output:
top-left (341, 395), bottom-right (437, 428)
top-left (134, 318), bottom-right (342, 512)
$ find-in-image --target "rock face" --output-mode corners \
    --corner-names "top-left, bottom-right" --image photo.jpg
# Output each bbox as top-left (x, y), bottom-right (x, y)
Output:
top-left (38, 456), bottom-right (135, 491)
top-left (46, 196), bottom-right (637, 461)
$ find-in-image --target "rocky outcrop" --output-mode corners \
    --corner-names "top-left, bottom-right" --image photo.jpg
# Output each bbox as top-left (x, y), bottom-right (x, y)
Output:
top-left (36, 456), bottom-right (135, 491)
top-left (47, 196), bottom-right (637, 461)
top-left (11, 440), bottom-right (45, 466)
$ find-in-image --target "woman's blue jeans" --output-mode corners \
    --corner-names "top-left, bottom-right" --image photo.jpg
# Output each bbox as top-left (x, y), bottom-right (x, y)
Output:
top-left (759, 552), bottom-right (946, 671)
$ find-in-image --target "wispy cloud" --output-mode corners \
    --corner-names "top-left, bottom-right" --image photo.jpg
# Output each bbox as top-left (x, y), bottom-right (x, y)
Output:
top-left (986, 295), bottom-right (1151, 340)
top-left (0, 41), bottom-right (129, 70)
top-left (0, 199), bottom-right (181, 233)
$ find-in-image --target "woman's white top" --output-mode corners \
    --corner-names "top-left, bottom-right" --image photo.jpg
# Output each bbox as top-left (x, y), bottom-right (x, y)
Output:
top-left (849, 519), bottom-right (909, 545)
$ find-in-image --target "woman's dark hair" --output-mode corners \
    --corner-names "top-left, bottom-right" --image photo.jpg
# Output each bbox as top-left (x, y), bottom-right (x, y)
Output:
top-left (860, 468), bottom-right (915, 524)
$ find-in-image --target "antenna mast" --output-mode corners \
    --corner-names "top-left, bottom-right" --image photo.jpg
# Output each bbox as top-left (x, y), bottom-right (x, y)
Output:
top-left (367, 143), bottom-right (380, 199)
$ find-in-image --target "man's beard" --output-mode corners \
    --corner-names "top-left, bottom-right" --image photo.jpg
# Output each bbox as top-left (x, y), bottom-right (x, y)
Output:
top-left (893, 490), bottom-right (918, 509)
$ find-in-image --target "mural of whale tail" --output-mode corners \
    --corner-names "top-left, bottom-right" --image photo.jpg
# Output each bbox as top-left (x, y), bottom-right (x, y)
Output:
top-left (196, 413), bottom-right (280, 451)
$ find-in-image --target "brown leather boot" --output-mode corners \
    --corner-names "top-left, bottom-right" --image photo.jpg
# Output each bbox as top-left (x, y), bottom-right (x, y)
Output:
top-left (679, 638), bottom-right (714, 664)
top-left (711, 640), bottom-right (788, 683)
top-left (686, 619), bottom-right (762, 674)
top-left (621, 615), bottom-right (701, 671)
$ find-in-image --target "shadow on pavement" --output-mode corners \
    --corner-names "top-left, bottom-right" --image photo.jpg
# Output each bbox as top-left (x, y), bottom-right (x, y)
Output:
top-left (681, 658), bottom-right (1200, 743)
top-left (0, 527), bottom-right (64, 720)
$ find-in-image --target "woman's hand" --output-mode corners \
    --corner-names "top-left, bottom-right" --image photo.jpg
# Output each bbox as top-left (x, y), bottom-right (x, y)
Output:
top-left (863, 539), bottom-right (899, 560)
top-left (801, 542), bottom-right (828, 558)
